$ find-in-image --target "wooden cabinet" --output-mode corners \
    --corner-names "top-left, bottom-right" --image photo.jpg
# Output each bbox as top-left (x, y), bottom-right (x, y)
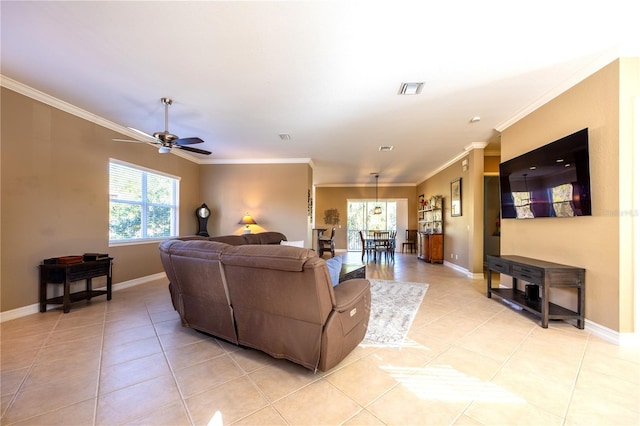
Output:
top-left (417, 194), bottom-right (443, 264)
top-left (417, 232), bottom-right (443, 264)
top-left (428, 234), bottom-right (443, 263)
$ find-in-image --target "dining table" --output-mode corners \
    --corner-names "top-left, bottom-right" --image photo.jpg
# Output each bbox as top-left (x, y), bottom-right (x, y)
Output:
top-left (362, 231), bottom-right (395, 263)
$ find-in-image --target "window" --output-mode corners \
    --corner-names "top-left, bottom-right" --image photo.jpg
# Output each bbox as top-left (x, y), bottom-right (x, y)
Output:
top-left (346, 200), bottom-right (397, 251)
top-left (109, 160), bottom-right (179, 243)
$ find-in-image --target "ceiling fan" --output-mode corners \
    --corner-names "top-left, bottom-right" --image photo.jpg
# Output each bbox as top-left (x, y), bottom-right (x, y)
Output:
top-left (113, 97), bottom-right (212, 155)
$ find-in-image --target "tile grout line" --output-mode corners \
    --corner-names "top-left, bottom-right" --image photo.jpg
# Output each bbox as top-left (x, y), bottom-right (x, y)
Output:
top-left (1, 312), bottom-right (64, 425)
top-left (560, 332), bottom-right (591, 426)
top-left (91, 302), bottom-right (109, 426)
top-left (453, 310), bottom-right (537, 425)
top-left (147, 302), bottom-right (198, 426)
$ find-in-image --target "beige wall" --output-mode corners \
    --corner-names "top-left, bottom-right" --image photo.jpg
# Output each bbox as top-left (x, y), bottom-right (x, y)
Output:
top-left (416, 152), bottom-right (484, 273)
top-left (501, 58), bottom-right (639, 332)
top-left (315, 186), bottom-right (418, 250)
top-left (199, 163), bottom-right (312, 245)
top-left (1, 88), bottom-right (201, 312)
top-left (484, 155), bottom-right (500, 174)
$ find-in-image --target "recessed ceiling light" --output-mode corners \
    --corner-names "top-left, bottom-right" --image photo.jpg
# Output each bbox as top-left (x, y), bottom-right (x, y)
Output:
top-left (470, 116), bottom-right (481, 123)
top-left (398, 82), bottom-right (424, 95)
top-left (279, 133), bottom-right (291, 140)
top-left (379, 145), bottom-right (394, 151)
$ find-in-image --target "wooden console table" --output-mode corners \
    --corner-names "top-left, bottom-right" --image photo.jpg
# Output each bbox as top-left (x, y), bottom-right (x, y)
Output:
top-left (40, 258), bottom-right (113, 313)
top-left (487, 255), bottom-right (585, 329)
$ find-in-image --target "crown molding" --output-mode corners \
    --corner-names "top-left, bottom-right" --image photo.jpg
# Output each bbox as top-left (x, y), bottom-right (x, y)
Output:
top-left (465, 142), bottom-right (489, 151)
top-left (494, 51), bottom-right (621, 132)
top-left (1, 74), bottom-right (137, 137)
top-left (1, 75), bottom-right (315, 167)
top-left (417, 141), bottom-right (489, 184)
top-left (316, 183), bottom-right (417, 188)
top-left (200, 158), bottom-right (312, 165)
top-left (418, 150), bottom-right (469, 184)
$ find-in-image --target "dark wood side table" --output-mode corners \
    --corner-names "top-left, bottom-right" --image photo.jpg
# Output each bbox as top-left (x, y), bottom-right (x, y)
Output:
top-left (39, 258), bottom-right (113, 313)
top-left (339, 263), bottom-right (366, 283)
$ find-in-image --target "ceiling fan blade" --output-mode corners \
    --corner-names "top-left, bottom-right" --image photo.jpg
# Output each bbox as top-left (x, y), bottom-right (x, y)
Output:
top-left (174, 137), bottom-right (204, 145)
top-left (112, 138), bottom-right (143, 143)
top-left (128, 127), bottom-right (157, 139)
top-left (178, 145), bottom-right (212, 155)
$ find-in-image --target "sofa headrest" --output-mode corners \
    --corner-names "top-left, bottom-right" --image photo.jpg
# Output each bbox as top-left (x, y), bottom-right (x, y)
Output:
top-left (159, 239), bottom-right (229, 260)
top-left (207, 235), bottom-right (247, 245)
top-left (242, 231), bottom-right (288, 245)
top-left (220, 244), bottom-right (316, 272)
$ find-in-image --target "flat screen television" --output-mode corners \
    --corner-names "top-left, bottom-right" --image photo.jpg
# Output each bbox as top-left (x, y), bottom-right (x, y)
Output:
top-left (499, 128), bottom-right (591, 219)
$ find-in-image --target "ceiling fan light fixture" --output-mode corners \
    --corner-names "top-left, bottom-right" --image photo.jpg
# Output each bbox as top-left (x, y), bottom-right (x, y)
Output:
top-left (115, 97), bottom-right (211, 156)
top-left (398, 82), bottom-right (424, 95)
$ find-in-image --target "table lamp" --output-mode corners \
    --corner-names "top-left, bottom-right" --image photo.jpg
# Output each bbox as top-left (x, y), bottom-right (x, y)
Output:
top-left (238, 213), bottom-right (257, 234)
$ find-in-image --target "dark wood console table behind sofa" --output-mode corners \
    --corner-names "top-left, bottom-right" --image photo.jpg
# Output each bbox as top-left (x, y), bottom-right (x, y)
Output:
top-left (487, 255), bottom-right (585, 329)
top-left (40, 258), bottom-right (113, 313)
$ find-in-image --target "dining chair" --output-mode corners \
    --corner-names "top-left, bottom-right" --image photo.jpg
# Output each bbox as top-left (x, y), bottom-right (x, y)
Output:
top-left (402, 229), bottom-right (418, 253)
top-left (386, 230), bottom-right (397, 261)
top-left (373, 231), bottom-right (390, 263)
top-left (359, 230), bottom-right (375, 262)
top-left (318, 227), bottom-right (336, 257)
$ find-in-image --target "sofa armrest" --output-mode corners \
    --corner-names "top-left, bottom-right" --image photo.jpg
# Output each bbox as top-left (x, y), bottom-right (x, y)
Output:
top-left (319, 278), bottom-right (370, 371)
top-left (332, 278), bottom-right (369, 312)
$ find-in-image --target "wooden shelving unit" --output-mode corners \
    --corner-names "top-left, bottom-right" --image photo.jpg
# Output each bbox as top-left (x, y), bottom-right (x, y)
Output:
top-left (417, 194), bottom-right (443, 264)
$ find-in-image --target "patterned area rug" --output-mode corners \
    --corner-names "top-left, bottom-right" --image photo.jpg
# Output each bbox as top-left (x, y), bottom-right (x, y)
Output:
top-left (362, 279), bottom-right (429, 348)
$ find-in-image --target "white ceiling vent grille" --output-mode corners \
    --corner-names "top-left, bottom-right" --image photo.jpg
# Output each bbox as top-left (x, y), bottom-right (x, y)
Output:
top-left (379, 145), bottom-right (394, 151)
top-left (398, 82), bottom-right (424, 95)
top-left (279, 133), bottom-right (291, 140)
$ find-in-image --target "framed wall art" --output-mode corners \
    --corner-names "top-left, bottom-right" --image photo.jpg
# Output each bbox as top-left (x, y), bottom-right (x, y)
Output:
top-left (451, 178), bottom-right (462, 217)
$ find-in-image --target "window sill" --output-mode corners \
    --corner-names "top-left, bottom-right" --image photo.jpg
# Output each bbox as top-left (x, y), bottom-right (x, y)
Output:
top-left (109, 237), bottom-right (174, 247)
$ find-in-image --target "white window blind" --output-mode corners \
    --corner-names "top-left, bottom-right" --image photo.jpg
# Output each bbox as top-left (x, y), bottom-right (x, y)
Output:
top-left (109, 160), bottom-right (179, 242)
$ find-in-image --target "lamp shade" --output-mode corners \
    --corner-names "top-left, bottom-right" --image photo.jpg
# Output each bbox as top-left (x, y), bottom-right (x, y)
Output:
top-left (238, 214), bottom-right (257, 225)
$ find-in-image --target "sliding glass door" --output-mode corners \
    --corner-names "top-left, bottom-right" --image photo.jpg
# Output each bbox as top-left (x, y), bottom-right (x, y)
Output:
top-left (346, 200), bottom-right (397, 251)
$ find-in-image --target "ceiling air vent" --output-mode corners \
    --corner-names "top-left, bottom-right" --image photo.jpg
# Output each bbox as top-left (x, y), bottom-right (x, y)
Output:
top-left (398, 82), bottom-right (424, 95)
top-left (279, 133), bottom-right (291, 141)
top-left (379, 145), bottom-right (394, 151)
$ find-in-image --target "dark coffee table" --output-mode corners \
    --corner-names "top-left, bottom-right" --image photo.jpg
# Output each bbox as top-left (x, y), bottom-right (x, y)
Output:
top-left (339, 263), bottom-right (366, 283)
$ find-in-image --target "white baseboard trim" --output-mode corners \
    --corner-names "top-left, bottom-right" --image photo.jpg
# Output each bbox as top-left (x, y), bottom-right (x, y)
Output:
top-left (103, 272), bottom-right (167, 291)
top-left (0, 304), bottom-right (40, 323)
top-left (0, 272), bottom-right (167, 323)
top-left (443, 260), bottom-right (467, 275)
top-left (443, 261), bottom-right (484, 280)
top-left (585, 319), bottom-right (639, 347)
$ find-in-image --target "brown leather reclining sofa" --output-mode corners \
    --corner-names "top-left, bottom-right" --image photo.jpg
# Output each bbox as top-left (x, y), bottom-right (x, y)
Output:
top-left (159, 233), bottom-right (370, 372)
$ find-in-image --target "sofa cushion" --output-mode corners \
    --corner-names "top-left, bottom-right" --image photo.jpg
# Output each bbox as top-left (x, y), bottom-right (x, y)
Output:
top-left (243, 231), bottom-right (287, 245)
top-left (221, 244), bottom-right (316, 272)
top-left (325, 256), bottom-right (342, 287)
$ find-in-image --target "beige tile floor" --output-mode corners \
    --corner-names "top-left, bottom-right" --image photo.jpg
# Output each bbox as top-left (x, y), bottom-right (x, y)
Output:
top-left (1, 252), bottom-right (639, 425)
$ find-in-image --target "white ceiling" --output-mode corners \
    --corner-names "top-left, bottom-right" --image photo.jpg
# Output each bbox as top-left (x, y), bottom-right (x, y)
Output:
top-left (2, 1), bottom-right (638, 186)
